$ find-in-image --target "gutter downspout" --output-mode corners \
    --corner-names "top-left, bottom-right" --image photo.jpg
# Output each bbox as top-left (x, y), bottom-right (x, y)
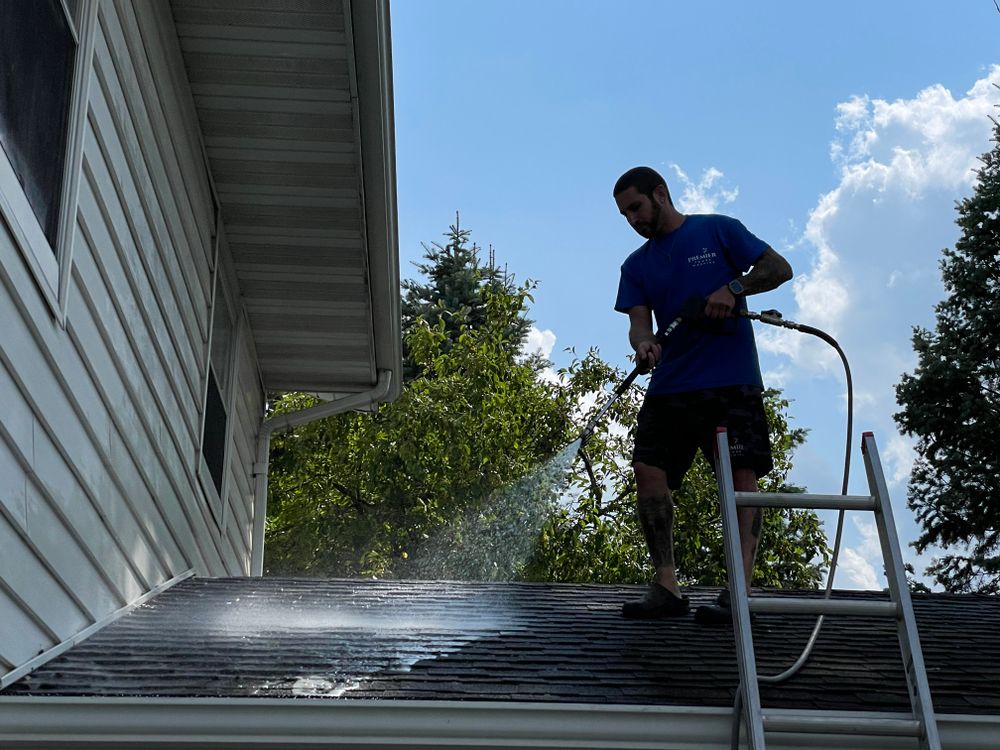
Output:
top-left (250, 370), bottom-right (393, 576)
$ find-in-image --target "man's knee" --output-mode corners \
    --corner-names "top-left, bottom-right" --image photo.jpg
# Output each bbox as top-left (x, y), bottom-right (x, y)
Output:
top-left (732, 467), bottom-right (758, 492)
top-left (633, 461), bottom-right (668, 492)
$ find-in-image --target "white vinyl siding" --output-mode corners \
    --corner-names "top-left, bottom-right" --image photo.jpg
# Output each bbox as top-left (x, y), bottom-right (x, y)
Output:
top-left (0, 0), bottom-right (264, 686)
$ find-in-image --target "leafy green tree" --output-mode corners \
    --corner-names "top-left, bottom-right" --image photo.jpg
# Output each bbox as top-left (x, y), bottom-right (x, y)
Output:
top-left (894, 123), bottom-right (1000, 594)
top-left (523, 352), bottom-right (830, 588)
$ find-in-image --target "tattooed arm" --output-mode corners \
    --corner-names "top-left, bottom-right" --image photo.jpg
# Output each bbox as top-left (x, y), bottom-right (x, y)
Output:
top-left (739, 248), bottom-right (793, 296)
top-left (705, 248), bottom-right (792, 319)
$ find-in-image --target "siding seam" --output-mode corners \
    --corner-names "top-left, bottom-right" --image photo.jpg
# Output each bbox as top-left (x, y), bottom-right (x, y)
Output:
top-left (0, 499), bottom-right (100, 623)
top-left (0, 282), bottom-right (152, 596)
top-left (75, 176), bottom-right (212, 572)
top-left (66, 261), bottom-right (199, 574)
top-left (90, 41), bottom-right (203, 418)
top-left (0, 396), bottom-right (130, 608)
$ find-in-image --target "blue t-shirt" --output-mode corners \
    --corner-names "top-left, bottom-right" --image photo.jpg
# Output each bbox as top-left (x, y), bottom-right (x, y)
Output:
top-left (614, 214), bottom-right (768, 394)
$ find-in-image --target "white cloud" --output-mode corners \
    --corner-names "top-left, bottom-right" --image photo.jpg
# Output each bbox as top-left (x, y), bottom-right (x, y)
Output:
top-left (786, 67), bottom-right (1000, 362)
top-left (520, 326), bottom-right (631, 439)
top-left (757, 63), bottom-right (1000, 585)
top-left (770, 68), bottom-right (1000, 576)
top-left (884, 433), bottom-right (916, 487)
top-left (835, 516), bottom-right (886, 591)
top-left (670, 165), bottom-right (739, 214)
top-left (760, 363), bottom-right (793, 390)
top-left (523, 325), bottom-right (556, 359)
top-left (837, 547), bottom-right (881, 591)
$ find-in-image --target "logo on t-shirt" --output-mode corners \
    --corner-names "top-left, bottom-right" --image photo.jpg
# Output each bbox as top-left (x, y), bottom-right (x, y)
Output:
top-left (688, 248), bottom-right (718, 268)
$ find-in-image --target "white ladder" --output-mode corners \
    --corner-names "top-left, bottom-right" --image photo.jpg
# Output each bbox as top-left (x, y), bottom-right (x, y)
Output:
top-left (714, 428), bottom-right (941, 749)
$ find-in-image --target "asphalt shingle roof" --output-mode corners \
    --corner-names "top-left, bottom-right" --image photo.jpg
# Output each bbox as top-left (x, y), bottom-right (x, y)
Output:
top-left (5, 577), bottom-right (999, 715)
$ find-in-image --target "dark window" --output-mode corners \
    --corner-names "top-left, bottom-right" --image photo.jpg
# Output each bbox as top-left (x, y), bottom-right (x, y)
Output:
top-left (202, 368), bottom-right (228, 496)
top-left (0, 0), bottom-right (77, 247)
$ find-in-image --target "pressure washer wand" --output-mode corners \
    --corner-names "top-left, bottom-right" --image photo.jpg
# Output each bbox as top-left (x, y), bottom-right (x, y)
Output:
top-left (574, 313), bottom-right (689, 497)
top-left (577, 365), bottom-right (641, 447)
top-left (577, 313), bottom-right (685, 447)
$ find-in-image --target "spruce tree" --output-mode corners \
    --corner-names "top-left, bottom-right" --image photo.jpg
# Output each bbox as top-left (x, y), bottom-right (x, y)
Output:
top-left (401, 214), bottom-right (531, 379)
top-left (894, 121), bottom-right (1000, 594)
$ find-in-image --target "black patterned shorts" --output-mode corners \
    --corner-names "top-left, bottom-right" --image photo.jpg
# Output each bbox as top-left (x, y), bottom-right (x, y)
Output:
top-left (632, 385), bottom-right (774, 490)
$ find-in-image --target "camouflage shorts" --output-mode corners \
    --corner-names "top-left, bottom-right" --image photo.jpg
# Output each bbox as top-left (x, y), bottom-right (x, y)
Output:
top-left (632, 385), bottom-right (774, 490)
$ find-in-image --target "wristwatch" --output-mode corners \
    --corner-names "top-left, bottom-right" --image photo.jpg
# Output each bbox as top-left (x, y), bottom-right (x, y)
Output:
top-left (727, 278), bottom-right (746, 296)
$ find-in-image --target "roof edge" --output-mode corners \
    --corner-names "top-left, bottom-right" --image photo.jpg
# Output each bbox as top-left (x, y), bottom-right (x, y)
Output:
top-left (348, 0), bottom-right (402, 404)
top-left (0, 569), bottom-right (195, 691)
top-left (0, 698), bottom-right (996, 749)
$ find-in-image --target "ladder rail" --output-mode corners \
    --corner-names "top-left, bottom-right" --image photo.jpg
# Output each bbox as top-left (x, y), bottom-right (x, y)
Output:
top-left (715, 428), bottom-right (767, 750)
top-left (862, 431), bottom-right (941, 750)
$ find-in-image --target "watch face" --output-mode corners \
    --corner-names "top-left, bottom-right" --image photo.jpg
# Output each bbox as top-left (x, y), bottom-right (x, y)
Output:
top-left (729, 279), bottom-right (745, 295)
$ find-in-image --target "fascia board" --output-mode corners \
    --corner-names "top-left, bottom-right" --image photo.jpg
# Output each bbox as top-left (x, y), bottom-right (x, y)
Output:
top-left (347, 0), bottom-right (402, 404)
top-left (0, 698), bottom-right (998, 750)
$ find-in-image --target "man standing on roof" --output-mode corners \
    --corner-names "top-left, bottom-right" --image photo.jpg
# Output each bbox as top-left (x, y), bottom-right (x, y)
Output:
top-left (612, 166), bottom-right (793, 623)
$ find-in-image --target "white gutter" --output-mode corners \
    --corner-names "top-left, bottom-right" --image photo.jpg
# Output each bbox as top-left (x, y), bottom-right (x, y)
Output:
top-left (348, 0), bottom-right (402, 403)
top-left (0, 698), bottom-right (996, 749)
top-left (249, 370), bottom-right (393, 575)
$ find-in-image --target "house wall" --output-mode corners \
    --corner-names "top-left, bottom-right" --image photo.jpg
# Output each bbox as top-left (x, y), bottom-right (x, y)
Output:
top-left (0, 0), bottom-right (264, 681)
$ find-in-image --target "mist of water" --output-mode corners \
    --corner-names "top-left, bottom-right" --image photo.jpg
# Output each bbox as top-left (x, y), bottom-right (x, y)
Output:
top-left (407, 439), bottom-right (582, 581)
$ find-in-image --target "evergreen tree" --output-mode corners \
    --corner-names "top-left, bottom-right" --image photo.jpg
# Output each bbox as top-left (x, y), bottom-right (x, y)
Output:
top-left (401, 214), bottom-right (530, 379)
top-left (894, 122), bottom-right (1000, 594)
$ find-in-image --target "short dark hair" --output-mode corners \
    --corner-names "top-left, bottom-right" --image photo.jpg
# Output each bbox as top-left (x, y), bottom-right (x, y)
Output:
top-left (613, 166), bottom-right (672, 206)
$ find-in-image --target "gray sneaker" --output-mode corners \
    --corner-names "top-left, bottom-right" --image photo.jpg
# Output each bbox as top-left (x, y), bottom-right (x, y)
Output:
top-left (695, 589), bottom-right (755, 625)
top-left (695, 589), bottom-right (733, 625)
top-left (621, 583), bottom-right (690, 619)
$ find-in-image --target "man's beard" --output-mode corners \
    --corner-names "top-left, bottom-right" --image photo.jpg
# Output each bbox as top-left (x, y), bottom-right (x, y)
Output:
top-left (635, 200), bottom-right (662, 237)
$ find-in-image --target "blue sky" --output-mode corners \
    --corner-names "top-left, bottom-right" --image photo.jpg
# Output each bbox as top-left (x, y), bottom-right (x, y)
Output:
top-left (390, 1), bottom-right (1000, 589)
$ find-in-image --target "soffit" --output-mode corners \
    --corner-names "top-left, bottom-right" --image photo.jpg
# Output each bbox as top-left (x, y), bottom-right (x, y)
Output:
top-left (171, 0), bottom-right (389, 393)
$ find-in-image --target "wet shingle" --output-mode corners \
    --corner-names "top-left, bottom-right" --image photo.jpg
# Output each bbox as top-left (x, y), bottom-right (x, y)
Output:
top-left (4, 577), bottom-right (998, 715)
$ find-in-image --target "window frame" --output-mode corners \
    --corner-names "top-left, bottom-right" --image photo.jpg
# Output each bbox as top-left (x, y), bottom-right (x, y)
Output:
top-left (0, 0), bottom-right (98, 323)
top-left (197, 250), bottom-right (243, 531)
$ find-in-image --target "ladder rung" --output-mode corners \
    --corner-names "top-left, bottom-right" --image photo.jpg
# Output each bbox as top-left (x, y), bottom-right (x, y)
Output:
top-left (763, 712), bottom-right (921, 737)
top-left (748, 597), bottom-right (898, 617)
top-left (734, 491), bottom-right (876, 511)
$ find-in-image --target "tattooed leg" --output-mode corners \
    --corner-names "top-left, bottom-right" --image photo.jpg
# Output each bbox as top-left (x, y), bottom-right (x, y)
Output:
top-left (734, 468), bottom-right (762, 589)
top-left (637, 493), bottom-right (677, 582)
top-left (746, 507), bottom-right (763, 577)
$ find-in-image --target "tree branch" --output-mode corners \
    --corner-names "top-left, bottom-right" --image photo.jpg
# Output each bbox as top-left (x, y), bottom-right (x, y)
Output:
top-left (330, 481), bottom-right (374, 513)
